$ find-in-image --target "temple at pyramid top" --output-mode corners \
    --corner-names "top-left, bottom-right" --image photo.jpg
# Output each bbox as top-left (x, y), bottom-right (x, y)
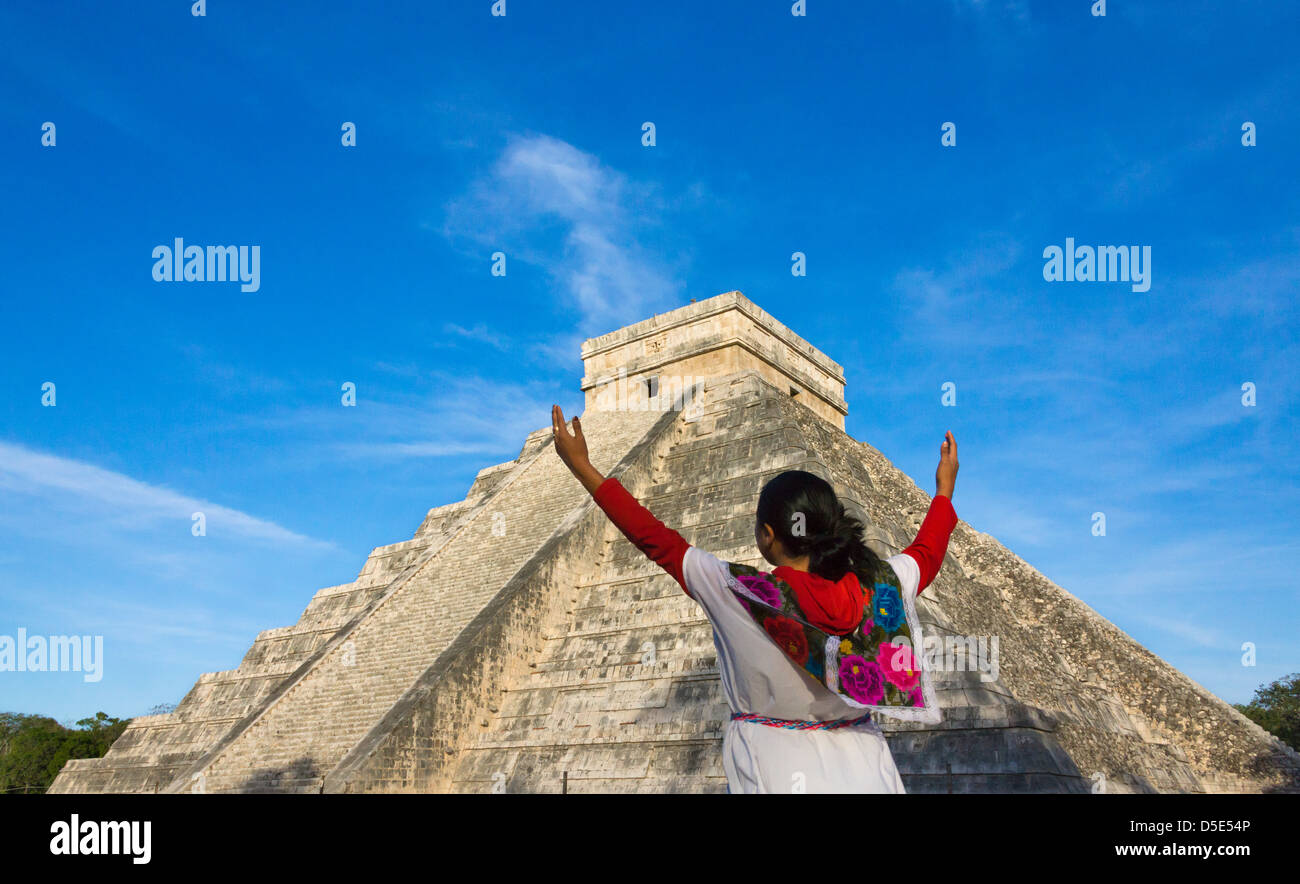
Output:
top-left (580, 290), bottom-right (849, 428)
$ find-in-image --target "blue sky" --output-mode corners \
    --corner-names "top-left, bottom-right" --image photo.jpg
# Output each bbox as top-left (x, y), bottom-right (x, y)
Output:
top-left (1, 0), bottom-right (1296, 724)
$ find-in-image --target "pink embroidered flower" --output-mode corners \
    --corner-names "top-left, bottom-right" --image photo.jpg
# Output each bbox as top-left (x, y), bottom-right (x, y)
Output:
top-left (837, 655), bottom-right (885, 704)
top-left (876, 643), bottom-right (921, 691)
top-left (764, 616), bottom-right (809, 665)
top-left (738, 574), bottom-right (782, 608)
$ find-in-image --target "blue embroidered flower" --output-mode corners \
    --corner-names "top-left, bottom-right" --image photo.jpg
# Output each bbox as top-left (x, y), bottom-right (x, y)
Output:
top-left (805, 650), bottom-right (824, 680)
top-left (871, 583), bottom-right (905, 632)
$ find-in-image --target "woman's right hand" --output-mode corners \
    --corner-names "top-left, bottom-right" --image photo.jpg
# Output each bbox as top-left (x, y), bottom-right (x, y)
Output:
top-left (552, 404), bottom-right (606, 494)
top-left (935, 431), bottom-right (958, 499)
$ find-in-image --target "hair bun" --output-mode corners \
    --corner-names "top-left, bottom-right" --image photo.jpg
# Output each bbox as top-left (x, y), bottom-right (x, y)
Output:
top-left (757, 469), bottom-right (884, 583)
top-left (808, 525), bottom-right (850, 556)
top-left (819, 504), bottom-right (850, 542)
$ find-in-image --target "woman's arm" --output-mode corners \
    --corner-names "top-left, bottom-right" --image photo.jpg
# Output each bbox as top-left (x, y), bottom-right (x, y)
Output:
top-left (904, 431), bottom-right (960, 596)
top-left (551, 405), bottom-right (692, 593)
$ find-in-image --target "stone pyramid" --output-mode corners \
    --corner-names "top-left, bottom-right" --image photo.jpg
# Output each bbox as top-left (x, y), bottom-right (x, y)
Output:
top-left (50, 291), bottom-right (1300, 794)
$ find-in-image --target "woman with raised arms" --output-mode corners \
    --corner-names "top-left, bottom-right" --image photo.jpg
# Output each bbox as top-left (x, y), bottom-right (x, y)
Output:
top-left (551, 404), bottom-right (960, 794)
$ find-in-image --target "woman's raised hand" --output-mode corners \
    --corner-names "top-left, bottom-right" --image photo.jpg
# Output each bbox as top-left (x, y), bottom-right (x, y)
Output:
top-left (552, 404), bottom-right (605, 493)
top-left (935, 431), bottom-right (958, 499)
top-left (551, 404), bottom-right (590, 469)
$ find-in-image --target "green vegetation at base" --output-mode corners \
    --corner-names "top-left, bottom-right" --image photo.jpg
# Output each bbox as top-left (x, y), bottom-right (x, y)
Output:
top-left (1233, 673), bottom-right (1299, 752)
top-left (0, 711), bottom-right (130, 794)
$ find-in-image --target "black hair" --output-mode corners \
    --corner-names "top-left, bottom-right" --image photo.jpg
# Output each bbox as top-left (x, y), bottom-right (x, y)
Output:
top-left (755, 470), bottom-right (883, 585)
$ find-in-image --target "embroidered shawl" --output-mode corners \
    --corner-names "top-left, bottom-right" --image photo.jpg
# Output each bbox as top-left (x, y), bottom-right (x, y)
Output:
top-left (726, 561), bottom-right (941, 724)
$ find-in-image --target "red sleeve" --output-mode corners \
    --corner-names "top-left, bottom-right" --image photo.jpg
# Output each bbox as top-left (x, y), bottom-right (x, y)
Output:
top-left (902, 495), bottom-right (958, 596)
top-left (592, 477), bottom-right (691, 595)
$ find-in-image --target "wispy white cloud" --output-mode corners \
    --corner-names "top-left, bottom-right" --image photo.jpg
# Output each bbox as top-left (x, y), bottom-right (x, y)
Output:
top-left (335, 381), bottom-right (553, 461)
top-left (174, 343), bottom-right (292, 396)
top-left (441, 322), bottom-right (510, 351)
top-left (1129, 611), bottom-right (1227, 649)
top-left (964, 493), bottom-right (1062, 547)
top-left (0, 7), bottom-right (206, 156)
top-left (890, 235), bottom-right (1029, 348)
top-left (243, 372), bottom-right (559, 464)
top-left (442, 134), bottom-right (682, 333)
top-left (4, 587), bottom-right (266, 651)
top-left (0, 441), bottom-right (327, 548)
top-left (1182, 246), bottom-right (1300, 323)
top-left (1091, 70), bottom-right (1298, 212)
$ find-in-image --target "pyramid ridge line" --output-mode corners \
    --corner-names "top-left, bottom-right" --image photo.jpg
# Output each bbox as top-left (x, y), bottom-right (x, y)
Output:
top-left (944, 514), bottom-right (1290, 754)
top-left (757, 387), bottom-right (1299, 786)
top-left (324, 390), bottom-right (700, 792)
top-left (157, 415), bottom-right (567, 793)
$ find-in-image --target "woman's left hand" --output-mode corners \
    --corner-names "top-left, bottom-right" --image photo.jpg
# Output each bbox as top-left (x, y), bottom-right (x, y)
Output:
top-left (935, 430), bottom-right (958, 499)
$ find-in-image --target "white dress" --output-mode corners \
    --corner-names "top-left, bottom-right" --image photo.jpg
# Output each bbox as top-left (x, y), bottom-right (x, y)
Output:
top-left (681, 547), bottom-right (924, 794)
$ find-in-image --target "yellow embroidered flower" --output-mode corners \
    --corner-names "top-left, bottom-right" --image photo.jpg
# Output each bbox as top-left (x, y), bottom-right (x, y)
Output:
top-left (839, 639), bottom-right (853, 654)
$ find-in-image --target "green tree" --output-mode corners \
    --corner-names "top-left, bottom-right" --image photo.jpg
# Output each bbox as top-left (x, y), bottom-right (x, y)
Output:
top-left (0, 711), bottom-right (130, 794)
top-left (1234, 672), bottom-right (1300, 751)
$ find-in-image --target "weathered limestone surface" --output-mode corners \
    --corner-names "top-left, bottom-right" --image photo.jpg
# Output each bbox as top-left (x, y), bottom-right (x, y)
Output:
top-left (581, 290), bottom-right (848, 429)
top-left (51, 292), bottom-right (1300, 794)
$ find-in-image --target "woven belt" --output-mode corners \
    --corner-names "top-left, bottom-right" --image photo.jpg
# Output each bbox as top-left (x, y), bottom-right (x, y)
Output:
top-left (730, 711), bottom-right (874, 731)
